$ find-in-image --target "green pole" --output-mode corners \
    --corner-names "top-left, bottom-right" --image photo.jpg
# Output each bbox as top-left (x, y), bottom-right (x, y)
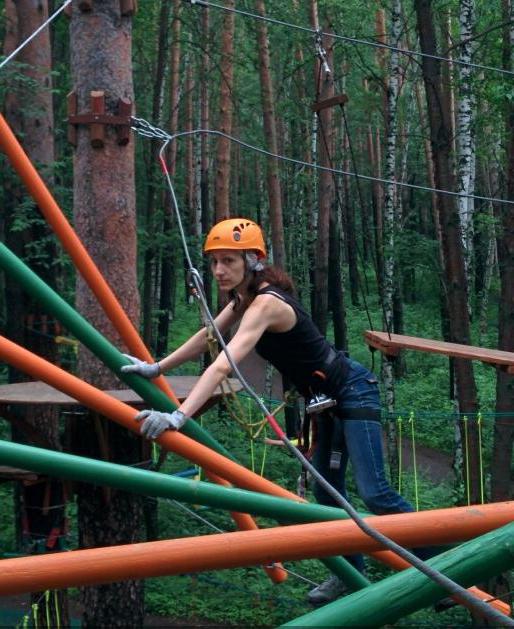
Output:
top-left (0, 241), bottom-right (228, 457)
top-left (282, 522), bottom-right (514, 627)
top-left (0, 438), bottom-right (347, 523)
top-left (0, 242), bottom-right (365, 589)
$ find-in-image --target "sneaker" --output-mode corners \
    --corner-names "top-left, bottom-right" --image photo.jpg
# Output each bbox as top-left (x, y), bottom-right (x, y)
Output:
top-left (434, 597), bottom-right (458, 612)
top-left (307, 575), bottom-right (348, 605)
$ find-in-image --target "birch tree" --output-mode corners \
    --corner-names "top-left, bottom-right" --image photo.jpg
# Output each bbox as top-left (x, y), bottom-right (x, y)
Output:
top-left (381, 0), bottom-right (403, 414)
top-left (456, 0), bottom-right (476, 294)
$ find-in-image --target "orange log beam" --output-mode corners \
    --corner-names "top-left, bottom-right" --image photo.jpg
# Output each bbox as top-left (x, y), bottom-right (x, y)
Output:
top-left (0, 112), bottom-right (179, 405)
top-left (0, 334), bottom-right (298, 501)
top-left (0, 503), bottom-right (513, 596)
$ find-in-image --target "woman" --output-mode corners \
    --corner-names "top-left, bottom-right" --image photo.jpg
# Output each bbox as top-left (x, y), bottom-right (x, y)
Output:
top-left (122, 218), bottom-right (417, 605)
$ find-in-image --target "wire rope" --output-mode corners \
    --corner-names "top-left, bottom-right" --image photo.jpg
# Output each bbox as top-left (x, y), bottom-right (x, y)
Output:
top-left (183, 0), bottom-right (514, 78)
top-left (0, 0), bottom-right (72, 72)
top-left (132, 120), bottom-right (514, 208)
top-left (132, 117), bottom-right (514, 626)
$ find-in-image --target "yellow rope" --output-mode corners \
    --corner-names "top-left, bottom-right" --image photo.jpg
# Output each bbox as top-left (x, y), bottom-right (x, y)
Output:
top-left (463, 415), bottom-right (471, 506)
top-left (408, 411), bottom-right (419, 511)
top-left (45, 590), bottom-right (51, 628)
top-left (477, 412), bottom-right (485, 504)
top-left (397, 415), bottom-right (403, 494)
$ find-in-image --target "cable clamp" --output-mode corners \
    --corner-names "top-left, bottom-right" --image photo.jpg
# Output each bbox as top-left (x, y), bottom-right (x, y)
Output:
top-left (314, 28), bottom-right (331, 76)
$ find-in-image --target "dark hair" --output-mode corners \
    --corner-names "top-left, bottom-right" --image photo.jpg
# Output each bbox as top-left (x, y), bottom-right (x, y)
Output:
top-left (230, 264), bottom-right (296, 310)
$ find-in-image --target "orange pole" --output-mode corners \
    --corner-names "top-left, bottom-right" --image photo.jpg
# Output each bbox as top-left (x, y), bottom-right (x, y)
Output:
top-left (0, 503), bottom-right (513, 596)
top-left (0, 112), bottom-right (178, 406)
top-left (0, 334), bottom-right (298, 501)
top-left (0, 114), bottom-right (286, 580)
top-left (0, 333), bottom-right (509, 608)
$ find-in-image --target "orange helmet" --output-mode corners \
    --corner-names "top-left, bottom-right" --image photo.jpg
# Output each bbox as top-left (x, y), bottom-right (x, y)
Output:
top-left (204, 218), bottom-right (266, 258)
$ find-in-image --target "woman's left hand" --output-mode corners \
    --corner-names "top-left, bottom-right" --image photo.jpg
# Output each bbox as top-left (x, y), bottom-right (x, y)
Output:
top-left (135, 409), bottom-right (188, 439)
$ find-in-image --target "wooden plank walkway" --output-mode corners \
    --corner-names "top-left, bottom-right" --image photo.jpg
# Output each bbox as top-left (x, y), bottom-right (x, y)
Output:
top-left (364, 331), bottom-right (514, 374)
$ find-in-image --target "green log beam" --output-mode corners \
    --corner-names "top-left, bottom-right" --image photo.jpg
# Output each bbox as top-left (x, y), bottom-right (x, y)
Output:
top-left (0, 242), bottom-right (365, 588)
top-left (0, 240), bottom-right (229, 457)
top-left (0, 438), bottom-right (347, 524)
top-left (282, 522), bottom-right (514, 627)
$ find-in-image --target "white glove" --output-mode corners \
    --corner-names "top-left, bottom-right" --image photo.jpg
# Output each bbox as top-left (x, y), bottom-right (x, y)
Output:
top-left (135, 409), bottom-right (187, 439)
top-left (121, 354), bottom-right (160, 379)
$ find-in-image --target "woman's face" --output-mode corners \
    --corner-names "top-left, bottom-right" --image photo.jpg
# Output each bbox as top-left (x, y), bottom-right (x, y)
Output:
top-left (210, 249), bottom-right (246, 291)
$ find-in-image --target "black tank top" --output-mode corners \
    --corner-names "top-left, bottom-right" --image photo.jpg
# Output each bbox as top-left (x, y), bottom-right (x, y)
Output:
top-left (254, 285), bottom-right (349, 396)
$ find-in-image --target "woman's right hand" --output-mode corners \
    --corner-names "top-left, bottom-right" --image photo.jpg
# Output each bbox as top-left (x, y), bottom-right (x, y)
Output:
top-left (121, 354), bottom-right (160, 378)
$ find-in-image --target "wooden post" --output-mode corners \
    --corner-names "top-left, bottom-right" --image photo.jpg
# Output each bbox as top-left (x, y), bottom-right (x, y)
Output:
top-left (90, 90), bottom-right (105, 148)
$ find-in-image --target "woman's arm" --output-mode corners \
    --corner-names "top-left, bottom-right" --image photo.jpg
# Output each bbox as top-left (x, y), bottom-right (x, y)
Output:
top-left (157, 300), bottom-right (240, 372)
top-left (176, 298), bottom-right (273, 418)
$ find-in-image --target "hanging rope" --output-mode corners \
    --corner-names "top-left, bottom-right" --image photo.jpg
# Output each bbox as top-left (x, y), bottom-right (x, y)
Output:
top-left (397, 415), bottom-right (403, 494)
top-left (477, 412), bottom-right (485, 504)
top-left (409, 411), bottom-right (420, 511)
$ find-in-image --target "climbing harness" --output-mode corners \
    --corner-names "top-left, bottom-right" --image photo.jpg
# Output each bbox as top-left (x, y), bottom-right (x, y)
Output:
top-left (130, 116), bottom-right (513, 625)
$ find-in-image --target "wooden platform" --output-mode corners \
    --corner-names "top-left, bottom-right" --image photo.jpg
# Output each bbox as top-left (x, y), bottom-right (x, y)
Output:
top-left (0, 376), bottom-right (240, 407)
top-left (364, 331), bottom-right (514, 374)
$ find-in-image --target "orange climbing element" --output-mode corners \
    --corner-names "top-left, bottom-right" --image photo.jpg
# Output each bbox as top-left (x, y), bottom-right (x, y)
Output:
top-left (365, 330), bottom-right (514, 373)
top-left (0, 113), bottom-right (287, 582)
top-left (0, 335), bottom-right (506, 604)
top-left (0, 113), bottom-right (178, 405)
top-left (0, 502), bottom-right (512, 598)
top-left (0, 334), bottom-right (298, 501)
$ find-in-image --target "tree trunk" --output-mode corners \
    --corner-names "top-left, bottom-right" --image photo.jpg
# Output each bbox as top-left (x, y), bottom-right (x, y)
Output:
top-left (70, 1), bottom-right (144, 625)
top-left (456, 0), bottom-right (476, 299)
top-left (493, 0), bottom-right (514, 502)
top-left (255, 0), bottom-right (285, 268)
top-left (214, 0), bottom-right (235, 221)
top-left (311, 4), bottom-right (334, 335)
top-left (381, 0), bottom-right (402, 415)
top-left (142, 0), bottom-right (171, 350)
top-left (156, 0), bottom-right (182, 353)
top-left (200, 5), bottom-right (213, 321)
top-left (415, 0), bottom-right (480, 503)
top-left (329, 210), bottom-right (347, 349)
top-left (3, 1), bottom-right (68, 625)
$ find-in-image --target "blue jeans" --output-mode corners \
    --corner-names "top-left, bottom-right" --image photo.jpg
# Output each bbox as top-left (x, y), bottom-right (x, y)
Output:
top-left (312, 359), bottom-right (415, 573)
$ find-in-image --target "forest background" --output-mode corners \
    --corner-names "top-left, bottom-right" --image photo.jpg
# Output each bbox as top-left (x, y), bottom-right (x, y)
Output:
top-left (0, 0), bottom-right (513, 626)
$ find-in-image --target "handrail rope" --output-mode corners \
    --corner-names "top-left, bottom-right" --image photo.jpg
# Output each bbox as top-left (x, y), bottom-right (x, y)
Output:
top-left (183, 0), bottom-right (514, 78)
top-left (463, 415), bottom-right (471, 506)
top-left (477, 413), bottom-right (485, 504)
top-left (137, 122), bottom-right (514, 626)
top-left (409, 411), bottom-right (419, 511)
top-left (165, 498), bottom-right (319, 587)
top-left (131, 120), bottom-right (514, 208)
top-left (0, 0), bottom-right (72, 72)
top-left (397, 415), bottom-right (403, 494)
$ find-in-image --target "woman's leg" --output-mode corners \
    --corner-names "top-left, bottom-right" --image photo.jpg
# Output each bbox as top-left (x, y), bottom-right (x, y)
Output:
top-left (311, 415), bottom-right (366, 575)
top-left (343, 418), bottom-right (415, 514)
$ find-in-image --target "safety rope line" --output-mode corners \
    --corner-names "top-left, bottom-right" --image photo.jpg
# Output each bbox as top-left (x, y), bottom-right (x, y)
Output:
top-left (397, 415), bottom-right (403, 494)
top-left (131, 119), bottom-right (514, 207)
top-left (131, 118), bottom-right (514, 626)
top-left (0, 0), bottom-right (72, 72)
top-left (409, 411), bottom-right (420, 511)
top-left (165, 498), bottom-right (320, 587)
top-left (462, 415), bottom-right (470, 505)
top-left (477, 413), bottom-right (485, 504)
top-left (183, 0), bottom-right (514, 78)
top-left (16, 588), bottom-right (61, 629)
